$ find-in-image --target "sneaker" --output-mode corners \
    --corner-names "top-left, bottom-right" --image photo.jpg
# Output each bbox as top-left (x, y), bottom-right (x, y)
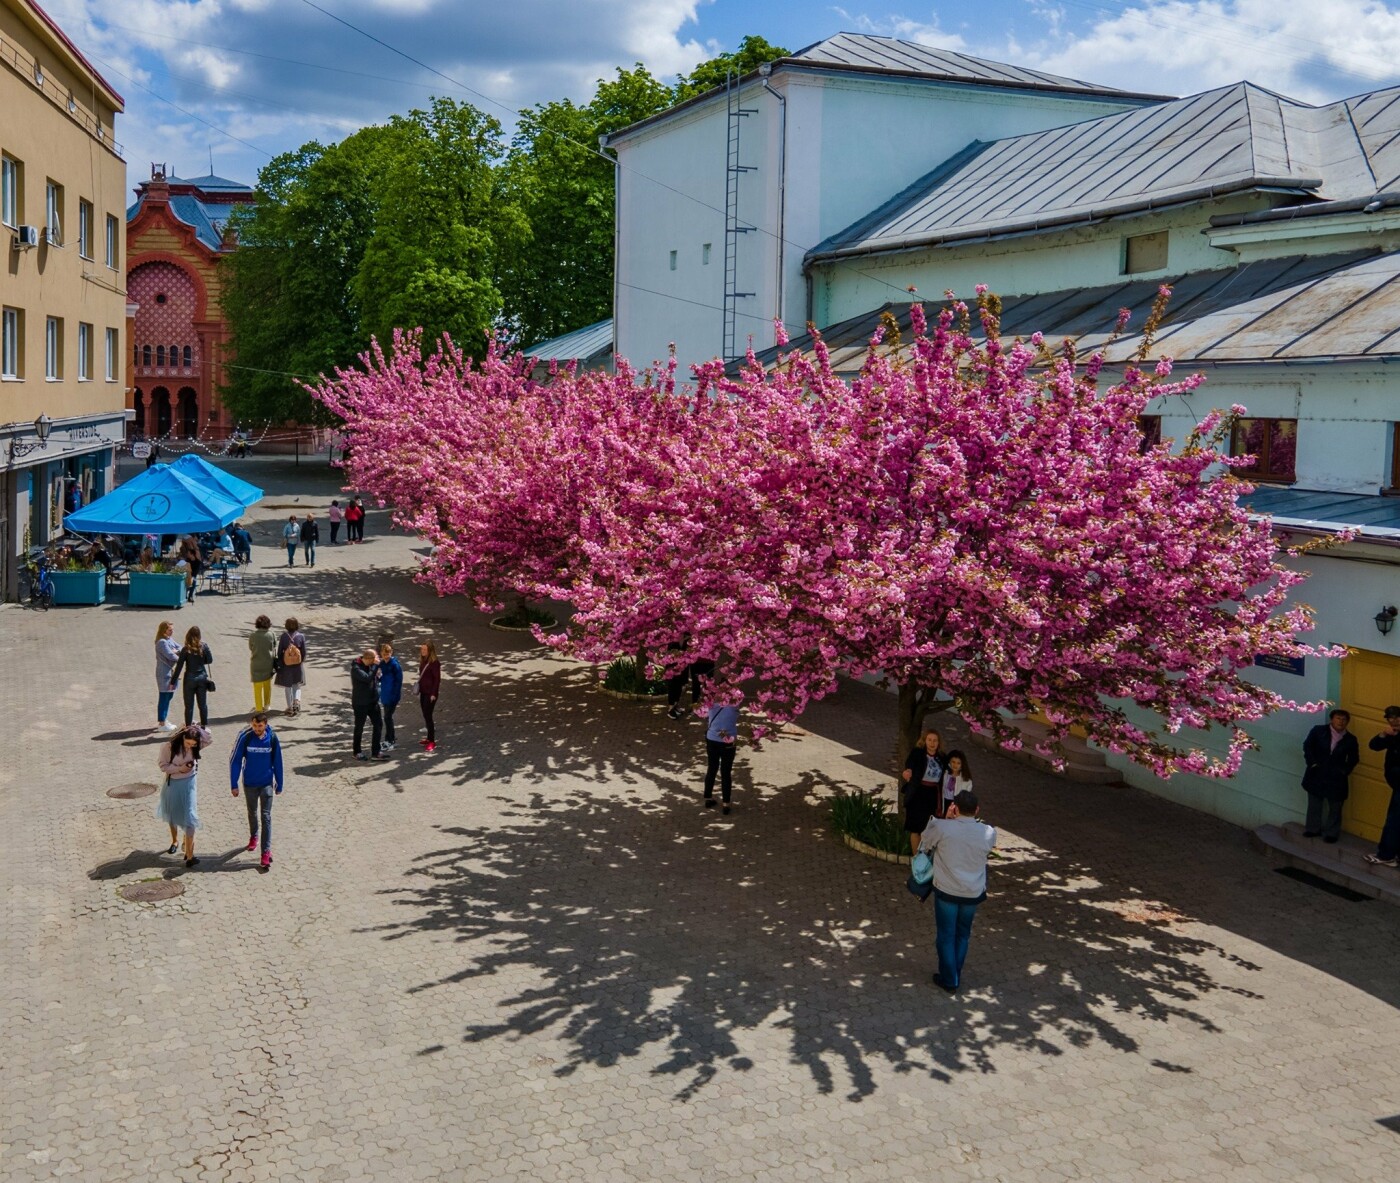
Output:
top-left (667, 707), bottom-right (682, 720)
top-left (418, 738), bottom-right (429, 747)
top-left (261, 850), bottom-right (272, 868)
top-left (722, 804), bottom-right (731, 816)
top-left (372, 752), bottom-right (389, 761)
top-left (1364, 853), bottom-right (1399, 867)
top-left (246, 836), bottom-right (258, 852)
top-left (292, 701), bottom-right (301, 716)
top-left (160, 720), bottom-right (178, 731)
top-left (381, 742), bottom-right (395, 752)
top-left (424, 741), bottom-right (436, 753)
top-left (704, 797), bottom-right (715, 808)
top-left (354, 752), bottom-right (367, 761)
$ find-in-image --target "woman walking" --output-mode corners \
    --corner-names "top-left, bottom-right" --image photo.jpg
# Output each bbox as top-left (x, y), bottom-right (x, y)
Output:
top-left (276, 617), bottom-right (307, 715)
top-left (171, 626), bottom-right (214, 727)
top-left (154, 620), bottom-right (181, 731)
top-left (281, 515), bottom-right (299, 566)
top-left (901, 729), bottom-right (947, 855)
top-left (417, 641), bottom-right (440, 752)
top-left (156, 723), bottom-right (213, 867)
top-left (248, 615), bottom-right (277, 713)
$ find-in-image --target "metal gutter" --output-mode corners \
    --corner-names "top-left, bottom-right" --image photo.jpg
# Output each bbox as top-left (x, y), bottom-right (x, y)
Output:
top-left (760, 70), bottom-right (788, 329)
top-left (1209, 191), bottom-right (1400, 227)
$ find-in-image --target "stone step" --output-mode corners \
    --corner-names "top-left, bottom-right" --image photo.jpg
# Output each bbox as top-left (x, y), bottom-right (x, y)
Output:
top-left (968, 718), bottom-right (1121, 785)
top-left (1253, 823), bottom-right (1400, 907)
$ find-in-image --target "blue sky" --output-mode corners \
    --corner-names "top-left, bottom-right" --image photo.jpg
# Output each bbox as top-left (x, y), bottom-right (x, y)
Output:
top-left (38, 0), bottom-right (1400, 190)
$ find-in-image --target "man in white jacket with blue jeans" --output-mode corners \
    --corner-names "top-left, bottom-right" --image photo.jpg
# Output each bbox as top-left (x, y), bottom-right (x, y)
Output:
top-left (919, 790), bottom-right (997, 993)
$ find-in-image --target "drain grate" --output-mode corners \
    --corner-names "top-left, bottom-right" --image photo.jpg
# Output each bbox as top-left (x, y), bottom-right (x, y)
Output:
top-left (1274, 866), bottom-right (1370, 902)
top-left (108, 783), bottom-right (158, 799)
top-left (119, 880), bottom-right (184, 903)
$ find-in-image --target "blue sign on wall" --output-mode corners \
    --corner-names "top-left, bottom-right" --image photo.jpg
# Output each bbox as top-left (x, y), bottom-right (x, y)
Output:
top-left (1255, 653), bottom-right (1305, 676)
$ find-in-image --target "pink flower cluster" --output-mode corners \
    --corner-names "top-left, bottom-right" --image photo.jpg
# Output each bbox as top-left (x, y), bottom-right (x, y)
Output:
top-left (309, 299), bottom-right (1334, 778)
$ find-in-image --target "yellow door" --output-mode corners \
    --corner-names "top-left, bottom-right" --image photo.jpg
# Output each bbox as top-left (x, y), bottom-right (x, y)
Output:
top-left (1339, 648), bottom-right (1400, 843)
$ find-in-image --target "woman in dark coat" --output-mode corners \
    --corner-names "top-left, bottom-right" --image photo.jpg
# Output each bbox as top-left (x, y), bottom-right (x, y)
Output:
top-left (901, 729), bottom-right (947, 855)
top-left (275, 617), bottom-right (307, 716)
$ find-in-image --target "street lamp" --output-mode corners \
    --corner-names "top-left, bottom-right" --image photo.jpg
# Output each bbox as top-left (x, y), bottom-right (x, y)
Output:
top-left (8, 413), bottom-right (53, 461)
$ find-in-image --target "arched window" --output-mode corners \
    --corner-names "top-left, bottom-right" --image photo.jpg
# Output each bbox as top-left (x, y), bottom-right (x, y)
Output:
top-left (169, 343), bottom-right (179, 367)
top-left (142, 345), bottom-right (151, 367)
top-left (183, 345), bottom-right (193, 368)
top-left (156, 345), bottom-right (165, 367)
top-left (133, 344), bottom-right (140, 367)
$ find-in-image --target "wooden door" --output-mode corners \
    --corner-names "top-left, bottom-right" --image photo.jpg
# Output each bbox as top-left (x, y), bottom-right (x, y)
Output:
top-left (1339, 648), bottom-right (1400, 842)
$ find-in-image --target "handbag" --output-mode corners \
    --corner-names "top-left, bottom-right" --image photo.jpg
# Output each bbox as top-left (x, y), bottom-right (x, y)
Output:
top-left (906, 849), bottom-right (934, 901)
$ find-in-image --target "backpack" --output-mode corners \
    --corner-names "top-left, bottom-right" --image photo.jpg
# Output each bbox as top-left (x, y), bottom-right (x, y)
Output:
top-left (283, 635), bottom-right (302, 666)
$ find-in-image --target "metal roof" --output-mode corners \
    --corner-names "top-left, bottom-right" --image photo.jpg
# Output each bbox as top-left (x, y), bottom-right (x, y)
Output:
top-left (787, 33), bottom-right (1150, 97)
top-left (127, 174), bottom-right (254, 252)
top-left (524, 319), bottom-right (613, 365)
top-left (739, 250), bottom-right (1400, 373)
top-left (1241, 486), bottom-right (1400, 541)
top-left (810, 82), bottom-right (1400, 261)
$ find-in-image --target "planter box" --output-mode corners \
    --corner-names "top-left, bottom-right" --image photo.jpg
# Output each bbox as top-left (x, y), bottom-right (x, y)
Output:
top-left (128, 571), bottom-right (187, 609)
top-left (48, 568), bottom-right (107, 606)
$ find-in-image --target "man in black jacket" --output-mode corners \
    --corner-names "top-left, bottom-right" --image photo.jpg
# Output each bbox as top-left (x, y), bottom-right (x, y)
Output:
top-left (1365, 705), bottom-right (1400, 868)
top-left (1301, 709), bottom-right (1360, 843)
top-left (299, 513), bottom-right (320, 568)
top-left (350, 649), bottom-right (384, 761)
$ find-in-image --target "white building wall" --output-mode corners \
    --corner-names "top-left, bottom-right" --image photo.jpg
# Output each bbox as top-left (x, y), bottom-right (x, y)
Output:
top-left (612, 71), bottom-right (1153, 373)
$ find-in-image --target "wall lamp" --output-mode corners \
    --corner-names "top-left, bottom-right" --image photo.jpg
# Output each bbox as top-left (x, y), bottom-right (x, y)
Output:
top-left (8, 413), bottom-right (53, 461)
top-left (1377, 606), bottom-right (1398, 636)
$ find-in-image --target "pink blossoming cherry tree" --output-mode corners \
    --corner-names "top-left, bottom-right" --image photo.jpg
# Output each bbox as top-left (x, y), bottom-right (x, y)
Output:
top-left (313, 289), bottom-right (1333, 780)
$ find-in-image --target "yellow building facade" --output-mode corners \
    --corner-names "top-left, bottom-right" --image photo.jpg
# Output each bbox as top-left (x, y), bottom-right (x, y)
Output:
top-left (1, 0), bottom-right (126, 595)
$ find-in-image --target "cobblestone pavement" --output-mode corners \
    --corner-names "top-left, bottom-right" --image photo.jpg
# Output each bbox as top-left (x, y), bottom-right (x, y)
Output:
top-left (2, 458), bottom-right (1398, 1182)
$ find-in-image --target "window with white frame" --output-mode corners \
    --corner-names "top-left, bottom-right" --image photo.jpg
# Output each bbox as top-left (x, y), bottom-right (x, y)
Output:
top-left (105, 327), bottom-right (118, 381)
top-left (105, 214), bottom-right (118, 268)
top-left (1, 307), bottom-right (20, 378)
top-left (45, 180), bottom-right (62, 245)
top-left (78, 199), bottom-right (93, 258)
top-left (77, 322), bottom-right (92, 380)
top-left (45, 316), bottom-right (62, 379)
top-left (1, 155), bottom-right (19, 228)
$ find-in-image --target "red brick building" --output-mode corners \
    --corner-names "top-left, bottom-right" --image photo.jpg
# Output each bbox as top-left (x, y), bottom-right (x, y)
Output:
top-left (125, 166), bottom-right (253, 439)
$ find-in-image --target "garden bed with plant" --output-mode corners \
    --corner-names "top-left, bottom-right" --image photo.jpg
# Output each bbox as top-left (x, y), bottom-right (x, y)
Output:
top-left (488, 602), bottom-right (558, 632)
top-left (830, 790), bottom-right (911, 865)
top-left (597, 656), bottom-right (668, 700)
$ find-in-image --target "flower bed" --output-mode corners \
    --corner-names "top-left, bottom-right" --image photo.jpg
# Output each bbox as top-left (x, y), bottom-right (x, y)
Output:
top-left (830, 790), bottom-right (910, 863)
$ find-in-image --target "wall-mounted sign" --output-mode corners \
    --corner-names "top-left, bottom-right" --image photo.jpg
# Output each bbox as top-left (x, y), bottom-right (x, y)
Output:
top-left (1255, 653), bottom-right (1305, 676)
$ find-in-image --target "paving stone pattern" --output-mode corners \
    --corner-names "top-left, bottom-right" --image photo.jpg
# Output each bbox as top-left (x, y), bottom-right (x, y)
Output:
top-left (3, 458), bottom-right (1398, 1182)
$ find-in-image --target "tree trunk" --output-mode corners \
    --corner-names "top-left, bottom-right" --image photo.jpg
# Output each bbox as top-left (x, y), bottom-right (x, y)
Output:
top-left (896, 682), bottom-right (955, 777)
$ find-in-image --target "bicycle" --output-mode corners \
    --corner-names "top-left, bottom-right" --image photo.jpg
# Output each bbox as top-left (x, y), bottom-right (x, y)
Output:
top-left (17, 556), bottom-right (54, 610)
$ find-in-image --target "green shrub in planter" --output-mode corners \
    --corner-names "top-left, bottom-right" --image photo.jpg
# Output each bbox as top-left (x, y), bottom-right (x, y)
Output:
top-left (830, 790), bottom-right (908, 855)
top-left (602, 656), bottom-right (667, 696)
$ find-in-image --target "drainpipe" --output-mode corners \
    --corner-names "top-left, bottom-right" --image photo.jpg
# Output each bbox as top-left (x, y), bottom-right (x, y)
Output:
top-left (759, 63), bottom-right (787, 336)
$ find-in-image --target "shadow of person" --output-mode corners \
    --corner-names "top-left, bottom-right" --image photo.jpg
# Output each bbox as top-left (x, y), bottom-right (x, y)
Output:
top-left (89, 849), bottom-right (174, 880)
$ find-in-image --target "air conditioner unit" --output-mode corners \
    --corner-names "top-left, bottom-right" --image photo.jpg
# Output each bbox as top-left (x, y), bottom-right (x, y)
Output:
top-left (13, 225), bottom-right (39, 248)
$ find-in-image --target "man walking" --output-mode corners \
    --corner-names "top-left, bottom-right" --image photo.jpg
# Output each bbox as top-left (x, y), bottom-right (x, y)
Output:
top-left (378, 640), bottom-right (403, 752)
top-left (350, 648), bottom-right (384, 760)
top-left (229, 712), bottom-right (284, 869)
top-left (919, 790), bottom-right (997, 994)
top-left (1365, 705), bottom-right (1400, 868)
top-left (282, 515), bottom-right (299, 566)
top-left (300, 513), bottom-right (320, 568)
top-left (1302, 708), bottom-right (1360, 843)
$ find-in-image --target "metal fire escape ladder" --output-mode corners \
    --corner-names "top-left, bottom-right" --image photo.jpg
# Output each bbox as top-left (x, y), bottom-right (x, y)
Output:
top-left (723, 68), bottom-right (758, 361)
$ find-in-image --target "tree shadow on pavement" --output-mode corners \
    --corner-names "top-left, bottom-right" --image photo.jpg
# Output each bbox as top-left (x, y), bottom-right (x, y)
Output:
top-left (363, 761), bottom-right (1256, 1102)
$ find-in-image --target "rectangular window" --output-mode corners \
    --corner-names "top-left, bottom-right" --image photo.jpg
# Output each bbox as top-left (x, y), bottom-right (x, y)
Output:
top-left (0, 155), bottom-right (18, 228)
top-left (45, 316), bottom-right (62, 379)
top-left (1, 307), bottom-right (20, 378)
top-left (1137, 414), bottom-right (1163, 453)
top-left (669, 249), bottom-right (677, 271)
top-left (105, 327), bottom-right (118, 381)
top-left (1231, 417), bottom-right (1297, 483)
top-left (45, 180), bottom-right (63, 245)
top-left (78, 199), bottom-right (93, 258)
top-left (105, 213), bottom-right (118, 268)
top-left (1124, 230), bottom-right (1168, 274)
top-left (702, 242), bottom-right (712, 265)
top-left (77, 322), bottom-right (92, 380)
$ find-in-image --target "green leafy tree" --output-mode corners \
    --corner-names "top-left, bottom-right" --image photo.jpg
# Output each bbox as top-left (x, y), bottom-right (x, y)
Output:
top-left (498, 66), bottom-right (671, 347)
top-left (674, 35), bottom-right (789, 101)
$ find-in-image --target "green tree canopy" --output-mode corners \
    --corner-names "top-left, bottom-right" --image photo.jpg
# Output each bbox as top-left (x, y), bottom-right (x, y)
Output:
top-left (674, 35), bottom-right (790, 102)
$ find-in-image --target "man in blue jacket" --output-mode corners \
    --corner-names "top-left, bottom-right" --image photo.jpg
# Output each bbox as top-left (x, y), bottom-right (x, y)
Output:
top-left (378, 640), bottom-right (403, 752)
top-left (230, 712), bottom-right (284, 869)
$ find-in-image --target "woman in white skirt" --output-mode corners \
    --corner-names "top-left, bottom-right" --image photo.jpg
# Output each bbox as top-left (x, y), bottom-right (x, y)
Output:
top-left (156, 724), bottom-right (213, 867)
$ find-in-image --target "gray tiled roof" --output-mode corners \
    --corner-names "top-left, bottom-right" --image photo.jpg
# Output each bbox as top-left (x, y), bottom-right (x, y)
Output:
top-left (524, 319), bottom-right (613, 365)
top-left (810, 82), bottom-right (1400, 260)
top-left (788, 33), bottom-right (1150, 97)
top-left (739, 250), bottom-right (1400, 372)
top-left (1241, 486), bottom-right (1400, 539)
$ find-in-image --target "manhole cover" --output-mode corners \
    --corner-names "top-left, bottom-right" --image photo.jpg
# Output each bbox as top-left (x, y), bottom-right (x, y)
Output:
top-left (119, 880), bottom-right (184, 903)
top-left (108, 782), bottom-right (158, 799)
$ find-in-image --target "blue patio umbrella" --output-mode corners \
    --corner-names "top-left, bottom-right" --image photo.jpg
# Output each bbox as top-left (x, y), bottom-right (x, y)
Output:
top-left (168, 454), bottom-right (263, 509)
top-left (63, 464), bottom-right (245, 535)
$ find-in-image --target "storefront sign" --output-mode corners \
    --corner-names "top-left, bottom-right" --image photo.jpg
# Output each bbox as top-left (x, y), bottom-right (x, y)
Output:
top-left (1254, 653), bottom-right (1305, 676)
